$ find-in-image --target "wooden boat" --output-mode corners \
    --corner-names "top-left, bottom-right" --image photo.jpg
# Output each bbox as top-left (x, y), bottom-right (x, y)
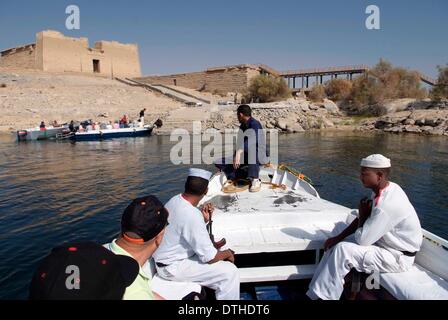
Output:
top-left (149, 165), bottom-right (448, 300)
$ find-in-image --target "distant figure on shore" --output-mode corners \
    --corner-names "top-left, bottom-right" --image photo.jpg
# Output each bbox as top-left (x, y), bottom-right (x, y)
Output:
top-left (39, 121), bottom-right (46, 131)
top-left (307, 154), bottom-right (423, 300)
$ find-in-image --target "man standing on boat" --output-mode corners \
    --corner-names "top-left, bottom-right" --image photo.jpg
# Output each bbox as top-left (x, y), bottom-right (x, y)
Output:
top-left (153, 169), bottom-right (240, 300)
top-left (139, 108), bottom-right (146, 127)
top-left (307, 154), bottom-right (422, 300)
top-left (215, 104), bottom-right (267, 193)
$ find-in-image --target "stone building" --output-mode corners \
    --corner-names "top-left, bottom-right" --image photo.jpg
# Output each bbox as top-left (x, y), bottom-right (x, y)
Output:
top-left (0, 30), bottom-right (141, 78)
top-left (135, 64), bottom-right (278, 94)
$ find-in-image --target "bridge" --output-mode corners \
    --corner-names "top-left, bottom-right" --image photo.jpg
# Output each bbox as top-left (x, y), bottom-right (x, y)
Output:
top-left (258, 64), bottom-right (437, 90)
top-left (280, 65), bottom-right (369, 90)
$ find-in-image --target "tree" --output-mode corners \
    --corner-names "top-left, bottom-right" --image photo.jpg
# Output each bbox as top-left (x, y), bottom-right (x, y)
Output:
top-left (324, 79), bottom-right (352, 101)
top-left (308, 85), bottom-right (326, 102)
top-left (245, 75), bottom-right (291, 103)
top-left (430, 64), bottom-right (448, 101)
top-left (346, 59), bottom-right (427, 114)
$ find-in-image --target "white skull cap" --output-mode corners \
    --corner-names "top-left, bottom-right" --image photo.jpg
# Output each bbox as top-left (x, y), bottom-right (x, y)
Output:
top-left (360, 154), bottom-right (391, 168)
top-left (188, 168), bottom-right (212, 181)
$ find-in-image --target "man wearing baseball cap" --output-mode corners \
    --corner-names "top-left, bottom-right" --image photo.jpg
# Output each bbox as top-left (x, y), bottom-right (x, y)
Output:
top-left (104, 195), bottom-right (169, 300)
top-left (29, 242), bottom-right (140, 300)
top-left (307, 154), bottom-right (422, 300)
top-left (153, 168), bottom-right (240, 300)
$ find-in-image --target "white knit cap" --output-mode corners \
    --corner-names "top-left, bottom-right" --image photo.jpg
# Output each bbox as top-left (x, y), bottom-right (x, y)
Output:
top-left (188, 168), bottom-right (212, 181)
top-left (360, 154), bottom-right (391, 168)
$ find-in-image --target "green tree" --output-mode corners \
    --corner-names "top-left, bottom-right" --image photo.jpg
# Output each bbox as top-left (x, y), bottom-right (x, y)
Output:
top-left (347, 59), bottom-right (427, 114)
top-left (245, 75), bottom-right (291, 103)
top-left (308, 85), bottom-right (326, 102)
top-left (324, 79), bottom-right (352, 101)
top-left (430, 64), bottom-right (448, 101)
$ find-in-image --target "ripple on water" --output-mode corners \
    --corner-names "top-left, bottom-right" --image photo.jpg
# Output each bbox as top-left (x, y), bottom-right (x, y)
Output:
top-left (0, 132), bottom-right (447, 299)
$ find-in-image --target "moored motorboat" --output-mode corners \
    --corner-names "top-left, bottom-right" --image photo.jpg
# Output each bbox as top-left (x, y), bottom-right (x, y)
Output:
top-left (70, 119), bottom-right (163, 141)
top-left (71, 125), bottom-right (154, 141)
top-left (16, 126), bottom-right (67, 141)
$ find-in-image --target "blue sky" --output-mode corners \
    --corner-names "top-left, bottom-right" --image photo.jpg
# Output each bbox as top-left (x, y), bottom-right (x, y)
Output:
top-left (1, 0), bottom-right (447, 77)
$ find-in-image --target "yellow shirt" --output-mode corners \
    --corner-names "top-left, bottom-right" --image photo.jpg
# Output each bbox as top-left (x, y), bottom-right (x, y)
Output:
top-left (106, 239), bottom-right (154, 300)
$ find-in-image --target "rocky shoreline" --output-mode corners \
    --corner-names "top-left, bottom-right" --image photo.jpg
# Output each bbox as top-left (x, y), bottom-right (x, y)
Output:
top-left (357, 101), bottom-right (448, 136)
top-left (195, 98), bottom-right (448, 137)
top-left (197, 98), bottom-right (351, 134)
top-left (1, 68), bottom-right (447, 137)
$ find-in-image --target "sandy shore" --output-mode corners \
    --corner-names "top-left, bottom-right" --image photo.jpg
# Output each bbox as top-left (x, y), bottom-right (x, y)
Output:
top-left (1, 67), bottom-right (446, 137)
top-left (0, 68), bottom-right (181, 132)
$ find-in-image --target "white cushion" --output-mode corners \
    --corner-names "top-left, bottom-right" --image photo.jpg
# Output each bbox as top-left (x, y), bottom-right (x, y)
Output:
top-left (151, 274), bottom-right (202, 300)
top-left (380, 265), bottom-right (448, 300)
top-left (143, 259), bottom-right (202, 300)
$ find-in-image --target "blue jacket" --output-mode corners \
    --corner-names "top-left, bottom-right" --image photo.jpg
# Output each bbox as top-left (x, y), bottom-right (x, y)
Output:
top-left (237, 117), bottom-right (268, 163)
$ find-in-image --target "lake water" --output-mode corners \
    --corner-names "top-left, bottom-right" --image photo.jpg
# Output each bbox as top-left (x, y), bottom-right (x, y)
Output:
top-left (0, 131), bottom-right (447, 299)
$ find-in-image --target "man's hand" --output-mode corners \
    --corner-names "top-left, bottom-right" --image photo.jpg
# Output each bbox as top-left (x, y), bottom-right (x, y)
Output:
top-left (226, 249), bottom-right (235, 264)
top-left (233, 150), bottom-right (243, 170)
top-left (358, 197), bottom-right (372, 227)
top-left (324, 236), bottom-right (341, 251)
top-left (201, 203), bottom-right (214, 223)
top-left (209, 249), bottom-right (235, 264)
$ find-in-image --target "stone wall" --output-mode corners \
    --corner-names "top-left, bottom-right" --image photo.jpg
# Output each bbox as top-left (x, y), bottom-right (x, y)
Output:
top-left (137, 64), bottom-right (263, 94)
top-left (1, 30), bottom-right (141, 78)
top-left (0, 44), bottom-right (36, 69)
top-left (136, 71), bottom-right (207, 90)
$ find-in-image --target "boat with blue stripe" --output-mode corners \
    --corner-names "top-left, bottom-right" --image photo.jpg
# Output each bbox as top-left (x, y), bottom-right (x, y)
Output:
top-left (71, 125), bottom-right (154, 141)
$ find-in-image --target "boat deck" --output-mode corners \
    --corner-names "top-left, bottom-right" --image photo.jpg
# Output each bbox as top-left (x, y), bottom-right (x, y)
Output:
top-left (203, 175), bottom-right (355, 255)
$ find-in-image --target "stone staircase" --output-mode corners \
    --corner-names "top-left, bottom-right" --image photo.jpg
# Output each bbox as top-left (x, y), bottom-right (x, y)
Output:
top-left (155, 107), bottom-right (211, 135)
top-left (116, 77), bottom-right (209, 106)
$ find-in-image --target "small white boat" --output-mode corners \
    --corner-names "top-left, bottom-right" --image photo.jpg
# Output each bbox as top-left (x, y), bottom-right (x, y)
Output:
top-left (72, 125), bottom-right (154, 141)
top-left (16, 126), bottom-right (67, 141)
top-left (150, 165), bottom-right (448, 300)
top-left (71, 119), bottom-right (163, 141)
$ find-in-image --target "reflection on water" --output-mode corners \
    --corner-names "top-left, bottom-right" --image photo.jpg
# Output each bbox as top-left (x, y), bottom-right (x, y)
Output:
top-left (0, 131), bottom-right (447, 299)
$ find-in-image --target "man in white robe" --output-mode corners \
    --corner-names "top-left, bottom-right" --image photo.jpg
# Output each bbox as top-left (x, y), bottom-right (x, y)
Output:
top-left (307, 154), bottom-right (422, 300)
top-left (153, 168), bottom-right (240, 300)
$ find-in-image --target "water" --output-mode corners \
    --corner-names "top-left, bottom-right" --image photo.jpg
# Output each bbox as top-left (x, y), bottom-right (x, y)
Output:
top-left (0, 131), bottom-right (447, 299)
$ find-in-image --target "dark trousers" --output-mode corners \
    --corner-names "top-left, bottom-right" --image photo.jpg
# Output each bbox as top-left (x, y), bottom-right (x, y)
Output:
top-left (215, 153), bottom-right (260, 180)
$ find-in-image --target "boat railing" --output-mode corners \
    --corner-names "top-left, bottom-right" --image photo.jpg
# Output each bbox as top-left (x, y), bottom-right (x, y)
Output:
top-left (55, 132), bottom-right (74, 140)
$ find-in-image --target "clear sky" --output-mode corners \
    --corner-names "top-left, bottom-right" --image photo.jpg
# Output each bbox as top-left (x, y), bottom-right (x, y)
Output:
top-left (1, 0), bottom-right (447, 77)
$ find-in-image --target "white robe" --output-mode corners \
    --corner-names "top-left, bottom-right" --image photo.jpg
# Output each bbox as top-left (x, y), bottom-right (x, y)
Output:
top-left (307, 182), bottom-right (422, 300)
top-left (153, 194), bottom-right (240, 300)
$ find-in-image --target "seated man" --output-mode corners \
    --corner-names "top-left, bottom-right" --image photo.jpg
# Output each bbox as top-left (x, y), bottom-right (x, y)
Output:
top-left (104, 195), bottom-right (168, 300)
top-left (307, 154), bottom-right (422, 300)
top-left (153, 168), bottom-right (240, 300)
top-left (29, 242), bottom-right (139, 300)
top-left (215, 105), bottom-right (268, 193)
